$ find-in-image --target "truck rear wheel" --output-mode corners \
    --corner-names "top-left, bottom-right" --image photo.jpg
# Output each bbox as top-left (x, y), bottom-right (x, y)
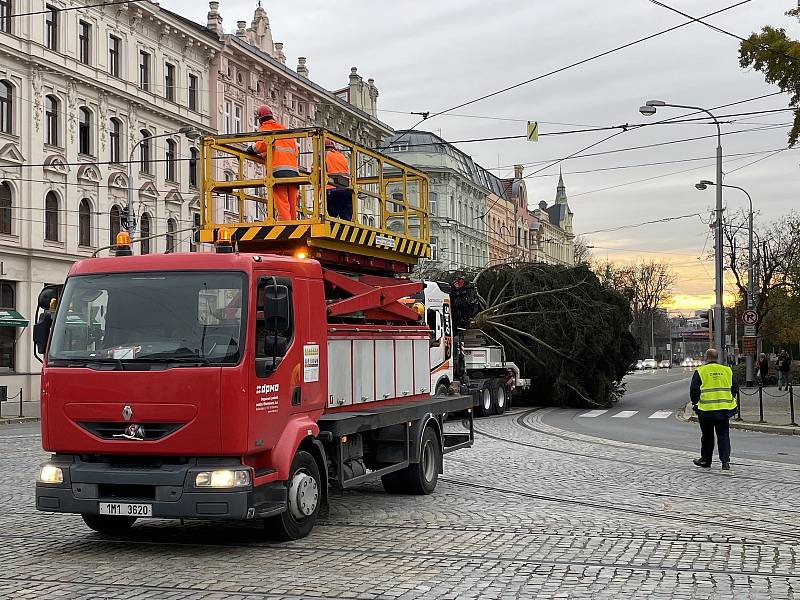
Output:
top-left (381, 427), bottom-right (440, 495)
top-left (476, 382), bottom-right (494, 417)
top-left (493, 380), bottom-right (507, 415)
top-left (263, 450), bottom-right (321, 541)
top-left (81, 514), bottom-right (136, 535)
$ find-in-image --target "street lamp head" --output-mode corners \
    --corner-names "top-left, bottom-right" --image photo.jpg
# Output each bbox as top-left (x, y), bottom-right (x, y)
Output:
top-left (639, 105), bottom-right (657, 116)
top-left (179, 126), bottom-right (201, 140)
top-left (699, 179), bottom-right (714, 186)
top-left (645, 100), bottom-right (666, 107)
top-left (695, 183), bottom-right (708, 190)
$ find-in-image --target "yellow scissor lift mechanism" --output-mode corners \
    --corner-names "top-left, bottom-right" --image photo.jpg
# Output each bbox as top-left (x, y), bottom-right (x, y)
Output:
top-left (200, 128), bottom-right (430, 271)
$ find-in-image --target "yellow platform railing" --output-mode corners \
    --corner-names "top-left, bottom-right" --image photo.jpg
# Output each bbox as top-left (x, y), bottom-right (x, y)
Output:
top-left (199, 128), bottom-right (430, 263)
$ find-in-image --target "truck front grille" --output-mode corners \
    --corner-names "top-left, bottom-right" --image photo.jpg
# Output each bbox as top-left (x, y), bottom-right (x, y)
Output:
top-left (98, 484), bottom-right (156, 501)
top-left (78, 421), bottom-right (183, 441)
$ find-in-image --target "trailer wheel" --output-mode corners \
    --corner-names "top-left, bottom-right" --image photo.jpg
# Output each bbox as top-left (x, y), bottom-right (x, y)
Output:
top-left (264, 450), bottom-right (321, 541)
top-left (381, 427), bottom-right (440, 495)
top-left (476, 382), bottom-right (494, 417)
top-left (81, 514), bottom-right (136, 535)
top-left (493, 380), bottom-right (507, 415)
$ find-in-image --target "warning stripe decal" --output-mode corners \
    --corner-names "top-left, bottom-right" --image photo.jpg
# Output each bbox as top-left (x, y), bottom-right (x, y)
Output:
top-left (221, 223), bottom-right (429, 257)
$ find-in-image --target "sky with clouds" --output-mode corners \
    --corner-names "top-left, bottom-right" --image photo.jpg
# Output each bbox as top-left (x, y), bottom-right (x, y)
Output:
top-left (164, 0), bottom-right (799, 312)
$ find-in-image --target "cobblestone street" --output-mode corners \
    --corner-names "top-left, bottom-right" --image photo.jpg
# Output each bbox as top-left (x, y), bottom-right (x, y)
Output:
top-left (2, 406), bottom-right (798, 600)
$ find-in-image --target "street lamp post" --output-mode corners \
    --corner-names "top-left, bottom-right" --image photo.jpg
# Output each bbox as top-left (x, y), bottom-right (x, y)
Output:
top-left (640, 100), bottom-right (724, 362)
top-left (127, 126), bottom-right (200, 238)
top-left (696, 180), bottom-right (755, 385)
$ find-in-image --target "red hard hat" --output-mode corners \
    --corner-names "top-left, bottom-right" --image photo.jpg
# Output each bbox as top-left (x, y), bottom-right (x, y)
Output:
top-left (256, 105), bottom-right (273, 119)
top-left (324, 138), bottom-right (335, 149)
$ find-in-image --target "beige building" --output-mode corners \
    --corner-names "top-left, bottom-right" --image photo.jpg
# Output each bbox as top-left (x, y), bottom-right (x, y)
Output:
top-left (531, 171), bottom-right (575, 265)
top-left (0, 0), bottom-right (220, 402)
top-left (204, 1), bottom-right (392, 226)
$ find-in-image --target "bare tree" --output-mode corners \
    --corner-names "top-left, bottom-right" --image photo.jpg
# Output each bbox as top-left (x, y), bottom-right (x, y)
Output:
top-left (573, 236), bottom-right (593, 265)
top-left (722, 210), bottom-right (800, 334)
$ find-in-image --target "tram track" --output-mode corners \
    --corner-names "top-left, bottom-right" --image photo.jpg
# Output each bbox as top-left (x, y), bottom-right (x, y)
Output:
top-left (469, 409), bottom-right (800, 487)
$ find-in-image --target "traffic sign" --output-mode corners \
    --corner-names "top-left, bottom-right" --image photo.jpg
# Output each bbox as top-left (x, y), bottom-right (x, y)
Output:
top-left (744, 325), bottom-right (756, 336)
top-left (527, 121), bottom-right (539, 142)
top-left (742, 309), bottom-right (758, 326)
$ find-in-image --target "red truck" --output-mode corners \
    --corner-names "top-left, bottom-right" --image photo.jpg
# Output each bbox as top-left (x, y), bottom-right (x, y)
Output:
top-left (34, 128), bottom-right (473, 540)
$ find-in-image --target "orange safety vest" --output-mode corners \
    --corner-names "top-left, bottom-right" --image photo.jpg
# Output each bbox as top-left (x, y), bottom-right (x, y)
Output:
top-left (254, 119), bottom-right (298, 174)
top-left (325, 149), bottom-right (350, 190)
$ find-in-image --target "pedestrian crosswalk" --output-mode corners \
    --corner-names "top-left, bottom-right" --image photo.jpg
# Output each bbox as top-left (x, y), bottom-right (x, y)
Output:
top-left (577, 409), bottom-right (674, 419)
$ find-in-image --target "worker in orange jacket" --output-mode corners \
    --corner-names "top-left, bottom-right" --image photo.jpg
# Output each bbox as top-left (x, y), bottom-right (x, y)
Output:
top-left (251, 105), bottom-right (298, 221)
top-left (324, 138), bottom-right (352, 220)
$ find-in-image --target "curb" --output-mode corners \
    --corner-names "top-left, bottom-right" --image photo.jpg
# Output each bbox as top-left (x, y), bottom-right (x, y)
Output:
top-left (0, 417), bottom-right (40, 426)
top-left (678, 401), bottom-right (800, 436)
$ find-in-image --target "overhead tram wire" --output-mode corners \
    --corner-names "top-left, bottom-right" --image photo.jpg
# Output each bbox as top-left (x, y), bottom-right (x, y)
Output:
top-left (580, 213), bottom-right (703, 236)
top-left (424, 0), bottom-right (755, 119)
top-left (3, 0), bottom-right (150, 18)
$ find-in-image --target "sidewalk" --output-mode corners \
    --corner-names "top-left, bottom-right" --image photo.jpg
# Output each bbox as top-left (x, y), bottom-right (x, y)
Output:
top-left (680, 385), bottom-right (800, 436)
top-left (0, 398), bottom-right (40, 425)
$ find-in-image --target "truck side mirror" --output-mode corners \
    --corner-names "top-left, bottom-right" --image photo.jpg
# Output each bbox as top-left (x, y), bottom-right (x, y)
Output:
top-left (33, 312), bottom-right (53, 354)
top-left (263, 284), bottom-right (290, 333)
top-left (38, 285), bottom-right (59, 311)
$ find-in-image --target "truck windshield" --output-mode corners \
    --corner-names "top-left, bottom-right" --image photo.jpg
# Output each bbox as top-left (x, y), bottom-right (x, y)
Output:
top-left (48, 271), bottom-right (246, 365)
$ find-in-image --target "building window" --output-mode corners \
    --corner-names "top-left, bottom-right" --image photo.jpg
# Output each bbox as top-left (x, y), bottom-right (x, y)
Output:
top-left (78, 198), bottom-right (91, 246)
top-left (428, 191), bottom-right (437, 217)
top-left (139, 129), bottom-right (151, 174)
top-left (224, 171), bottom-right (235, 212)
top-left (0, 0), bottom-right (11, 34)
top-left (165, 138), bottom-right (176, 181)
top-left (188, 73), bottom-right (198, 111)
top-left (0, 181), bottom-right (11, 234)
top-left (45, 94), bottom-right (59, 146)
top-left (108, 34), bottom-right (120, 77)
top-left (165, 218), bottom-right (176, 253)
top-left (78, 20), bottom-right (91, 64)
top-left (430, 236), bottom-right (438, 261)
top-left (0, 79), bottom-right (12, 134)
top-left (138, 50), bottom-right (150, 90)
top-left (44, 191), bottom-right (59, 241)
top-left (234, 104), bottom-right (242, 133)
top-left (188, 147), bottom-right (198, 187)
top-left (45, 5), bottom-right (57, 51)
top-left (164, 62), bottom-right (175, 102)
top-left (190, 212), bottom-right (199, 252)
top-left (223, 101), bottom-right (231, 133)
top-left (109, 117), bottom-right (121, 163)
top-left (140, 213), bottom-right (151, 254)
top-left (78, 106), bottom-right (92, 155)
top-left (109, 204), bottom-right (121, 244)
top-left (0, 280), bottom-right (15, 369)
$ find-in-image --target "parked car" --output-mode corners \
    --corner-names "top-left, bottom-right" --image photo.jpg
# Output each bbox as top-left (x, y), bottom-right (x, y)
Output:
top-left (659, 360), bottom-right (671, 369)
top-left (635, 360), bottom-right (645, 370)
top-left (642, 358), bottom-right (658, 369)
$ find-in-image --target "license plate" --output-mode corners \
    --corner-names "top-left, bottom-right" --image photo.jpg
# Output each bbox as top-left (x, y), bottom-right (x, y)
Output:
top-left (98, 502), bottom-right (152, 517)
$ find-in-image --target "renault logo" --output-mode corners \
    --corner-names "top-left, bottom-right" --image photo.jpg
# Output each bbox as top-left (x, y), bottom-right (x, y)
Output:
top-left (121, 405), bottom-right (133, 421)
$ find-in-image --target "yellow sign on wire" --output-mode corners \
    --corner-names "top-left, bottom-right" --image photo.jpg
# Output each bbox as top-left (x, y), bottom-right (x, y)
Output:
top-left (527, 121), bottom-right (539, 142)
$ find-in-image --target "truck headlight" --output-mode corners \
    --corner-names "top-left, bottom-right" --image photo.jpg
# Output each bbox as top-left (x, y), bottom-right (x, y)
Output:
top-left (39, 464), bottom-right (63, 484)
top-left (194, 469), bottom-right (250, 488)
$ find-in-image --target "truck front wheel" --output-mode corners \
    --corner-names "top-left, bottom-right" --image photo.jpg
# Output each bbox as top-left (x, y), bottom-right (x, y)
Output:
top-left (264, 450), bottom-right (321, 540)
top-left (381, 427), bottom-right (440, 495)
top-left (81, 514), bottom-right (136, 535)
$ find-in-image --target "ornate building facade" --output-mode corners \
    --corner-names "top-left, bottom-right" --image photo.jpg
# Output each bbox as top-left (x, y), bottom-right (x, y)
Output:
top-left (0, 0), bottom-right (219, 399)
top-left (531, 171), bottom-right (575, 265)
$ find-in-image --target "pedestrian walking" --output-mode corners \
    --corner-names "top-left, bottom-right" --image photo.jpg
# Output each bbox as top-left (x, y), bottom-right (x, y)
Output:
top-left (777, 349), bottom-right (791, 391)
top-left (757, 353), bottom-right (769, 386)
top-left (691, 348), bottom-right (738, 471)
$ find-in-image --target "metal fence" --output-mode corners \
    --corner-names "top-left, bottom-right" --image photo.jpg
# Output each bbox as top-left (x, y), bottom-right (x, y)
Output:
top-left (0, 386), bottom-right (29, 419)
top-left (736, 384), bottom-right (796, 426)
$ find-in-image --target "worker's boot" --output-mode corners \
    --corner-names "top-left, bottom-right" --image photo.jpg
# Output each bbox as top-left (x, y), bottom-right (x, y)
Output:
top-left (721, 462), bottom-right (731, 471)
top-left (693, 458), bottom-right (710, 468)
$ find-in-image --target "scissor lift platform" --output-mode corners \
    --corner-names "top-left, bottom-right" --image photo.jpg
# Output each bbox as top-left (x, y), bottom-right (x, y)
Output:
top-left (199, 128), bottom-right (430, 270)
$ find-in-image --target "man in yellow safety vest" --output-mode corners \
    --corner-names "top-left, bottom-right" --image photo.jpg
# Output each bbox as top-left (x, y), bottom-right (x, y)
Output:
top-left (690, 348), bottom-right (739, 471)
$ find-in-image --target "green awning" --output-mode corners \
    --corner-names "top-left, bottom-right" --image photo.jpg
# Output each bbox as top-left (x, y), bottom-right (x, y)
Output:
top-left (0, 310), bottom-right (28, 327)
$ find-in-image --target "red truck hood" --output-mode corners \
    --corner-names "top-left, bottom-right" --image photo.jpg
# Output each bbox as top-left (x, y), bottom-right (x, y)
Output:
top-left (41, 367), bottom-right (223, 455)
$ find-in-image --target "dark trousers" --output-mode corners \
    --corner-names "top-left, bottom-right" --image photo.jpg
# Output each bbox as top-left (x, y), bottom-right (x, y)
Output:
top-left (699, 417), bottom-right (731, 464)
top-left (327, 188), bottom-right (353, 221)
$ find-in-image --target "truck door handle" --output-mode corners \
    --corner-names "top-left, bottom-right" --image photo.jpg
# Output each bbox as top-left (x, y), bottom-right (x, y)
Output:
top-left (292, 386), bottom-right (301, 406)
